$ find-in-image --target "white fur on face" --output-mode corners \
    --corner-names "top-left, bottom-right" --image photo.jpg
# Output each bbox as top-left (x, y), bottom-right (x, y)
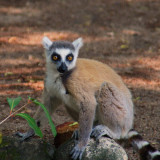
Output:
top-left (55, 48), bottom-right (78, 70)
top-left (55, 48), bottom-right (71, 61)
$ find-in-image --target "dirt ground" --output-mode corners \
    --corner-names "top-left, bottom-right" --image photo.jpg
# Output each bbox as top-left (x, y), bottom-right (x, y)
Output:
top-left (0, 0), bottom-right (160, 159)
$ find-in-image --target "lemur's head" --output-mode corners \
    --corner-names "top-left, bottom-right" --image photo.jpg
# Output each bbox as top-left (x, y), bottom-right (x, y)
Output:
top-left (42, 36), bottom-right (83, 73)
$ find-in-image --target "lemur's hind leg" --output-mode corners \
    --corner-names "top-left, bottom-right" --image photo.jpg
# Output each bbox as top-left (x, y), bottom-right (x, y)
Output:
top-left (16, 128), bottom-right (35, 141)
top-left (15, 106), bottom-right (45, 140)
top-left (92, 82), bottom-right (133, 140)
top-left (91, 124), bottom-right (118, 140)
top-left (72, 125), bottom-right (115, 141)
top-left (16, 105), bottom-right (48, 140)
top-left (16, 89), bottom-right (61, 141)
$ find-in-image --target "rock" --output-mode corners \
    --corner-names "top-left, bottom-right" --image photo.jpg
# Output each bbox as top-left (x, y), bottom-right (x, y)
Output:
top-left (54, 137), bottom-right (128, 160)
top-left (0, 136), bottom-right (55, 160)
top-left (0, 136), bottom-right (128, 160)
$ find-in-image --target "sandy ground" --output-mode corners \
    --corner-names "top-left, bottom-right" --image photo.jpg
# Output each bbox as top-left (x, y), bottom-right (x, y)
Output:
top-left (0, 0), bottom-right (160, 159)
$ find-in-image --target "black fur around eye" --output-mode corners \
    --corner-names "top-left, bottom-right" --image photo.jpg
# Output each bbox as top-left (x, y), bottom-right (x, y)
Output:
top-left (66, 54), bottom-right (74, 62)
top-left (51, 53), bottom-right (61, 61)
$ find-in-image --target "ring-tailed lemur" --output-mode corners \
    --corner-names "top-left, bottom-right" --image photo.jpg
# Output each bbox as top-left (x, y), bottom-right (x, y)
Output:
top-left (17, 37), bottom-right (160, 160)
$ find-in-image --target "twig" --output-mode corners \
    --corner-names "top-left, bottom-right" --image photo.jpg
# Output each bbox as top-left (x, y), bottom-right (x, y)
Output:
top-left (0, 103), bottom-right (30, 125)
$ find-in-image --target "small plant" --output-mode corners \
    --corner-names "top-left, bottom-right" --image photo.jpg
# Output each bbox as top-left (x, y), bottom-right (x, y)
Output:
top-left (7, 96), bottom-right (21, 115)
top-left (0, 96), bottom-right (57, 139)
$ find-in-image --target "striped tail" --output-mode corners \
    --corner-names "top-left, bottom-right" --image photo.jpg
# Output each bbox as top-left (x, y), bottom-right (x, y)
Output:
top-left (127, 129), bottom-right (160, 160)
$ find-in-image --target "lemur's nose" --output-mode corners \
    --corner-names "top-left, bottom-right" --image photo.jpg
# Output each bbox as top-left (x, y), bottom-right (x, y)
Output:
top-left (58, 62), bottom-right (68, 73)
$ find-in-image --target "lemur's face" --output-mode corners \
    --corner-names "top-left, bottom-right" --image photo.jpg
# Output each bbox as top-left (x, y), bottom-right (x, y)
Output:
top-left (50, 45), bottom-right (75, 73)
top-left (42, 37), bottom-right (83, 74)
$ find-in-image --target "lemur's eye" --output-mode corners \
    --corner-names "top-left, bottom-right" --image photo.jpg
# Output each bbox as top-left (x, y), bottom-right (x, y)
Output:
top-left (53, 55), bottom-right (58, 61)
top-left (66, 54), bottom-right (73, 61)
top-left (51, 53), bottom-right (60, 61)
top-left (67, 56), bottom-right (73, 61)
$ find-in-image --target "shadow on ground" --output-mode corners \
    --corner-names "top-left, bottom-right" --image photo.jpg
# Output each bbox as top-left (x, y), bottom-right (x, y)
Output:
top-left (0, 0), bottom-right (160, 159)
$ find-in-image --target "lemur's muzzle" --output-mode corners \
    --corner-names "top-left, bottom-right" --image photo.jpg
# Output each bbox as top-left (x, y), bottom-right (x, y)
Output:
top-left (58, 62), bottom-right (68, 73)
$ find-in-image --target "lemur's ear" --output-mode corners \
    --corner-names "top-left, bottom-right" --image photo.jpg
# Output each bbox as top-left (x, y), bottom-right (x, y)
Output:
top-left (42, 36), bottom-right (52, 50)
top-left (72, 38), bottom-right (83, 51)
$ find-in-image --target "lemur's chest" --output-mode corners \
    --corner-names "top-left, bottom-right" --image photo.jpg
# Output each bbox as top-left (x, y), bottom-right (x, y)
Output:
top-left (46, 75), bottom-right (77, 108)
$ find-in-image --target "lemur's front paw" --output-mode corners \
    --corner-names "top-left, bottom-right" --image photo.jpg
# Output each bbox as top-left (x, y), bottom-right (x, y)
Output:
top-left (15, 128), bottom-right (35, 141)
top-left (70, 144), bottom-right (85, 160)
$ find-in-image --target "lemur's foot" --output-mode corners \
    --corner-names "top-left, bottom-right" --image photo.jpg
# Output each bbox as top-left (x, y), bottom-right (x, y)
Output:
top-left (91, 125), bottom-right (112, 140)
top-left (15, 128), bottom-right (35, 141)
